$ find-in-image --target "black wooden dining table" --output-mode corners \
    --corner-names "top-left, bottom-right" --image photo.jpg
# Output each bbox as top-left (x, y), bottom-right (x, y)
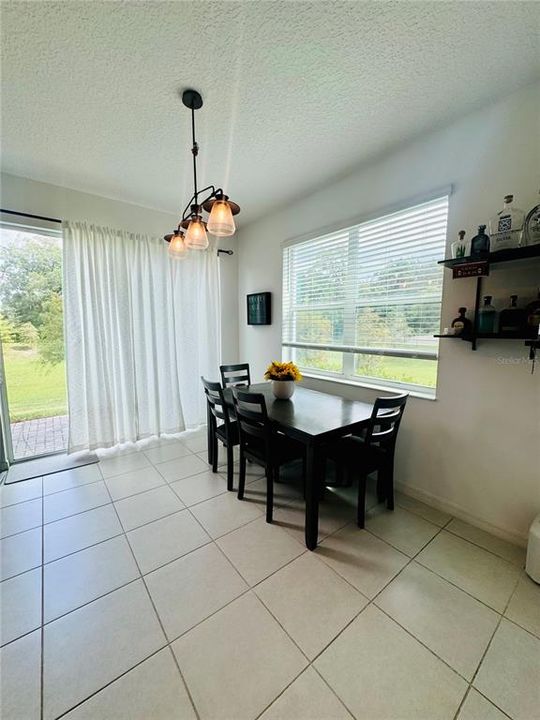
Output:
top-left (222, 382), bottom-right (374, 550)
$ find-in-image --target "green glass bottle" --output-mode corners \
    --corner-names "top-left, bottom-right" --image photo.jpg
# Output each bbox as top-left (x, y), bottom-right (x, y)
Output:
top-left (478, 296), bottom-right (497, 334)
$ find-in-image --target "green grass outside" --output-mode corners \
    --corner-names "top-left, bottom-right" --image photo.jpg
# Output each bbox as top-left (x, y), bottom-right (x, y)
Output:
top-left (296, 350), bottom-right (438, 388)
top-left (3, 346), bottom-right (67, 422)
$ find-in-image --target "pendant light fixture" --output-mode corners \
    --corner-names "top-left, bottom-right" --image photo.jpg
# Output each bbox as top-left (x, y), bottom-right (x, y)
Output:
top-left (164, 89), bottom-right (240, 258)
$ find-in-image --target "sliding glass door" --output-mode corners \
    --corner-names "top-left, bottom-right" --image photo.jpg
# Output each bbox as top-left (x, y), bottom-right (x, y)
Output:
top-left (0, 222), bottom-right (67, 461)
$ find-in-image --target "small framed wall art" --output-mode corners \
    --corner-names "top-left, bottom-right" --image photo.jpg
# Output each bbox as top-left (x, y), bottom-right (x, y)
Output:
top-left (247, 292), bottom-right (271, 325)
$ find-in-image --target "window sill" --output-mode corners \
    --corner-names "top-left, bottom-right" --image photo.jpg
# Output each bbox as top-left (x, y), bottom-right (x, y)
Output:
top-left (300, 371), bottom-right (437, 401)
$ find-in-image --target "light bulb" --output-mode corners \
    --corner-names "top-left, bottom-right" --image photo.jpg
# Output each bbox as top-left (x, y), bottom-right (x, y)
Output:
top-left (207, 199), bottom-right (236, 237)
top-left (184, 216), bottom-right (209, 250)
top-left (168, 232), bottom-right (187, 259)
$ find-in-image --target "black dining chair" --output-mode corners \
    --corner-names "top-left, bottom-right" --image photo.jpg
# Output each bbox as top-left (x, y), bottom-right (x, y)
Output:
top-left (201, 377), bottom-right (238, 492)
top-left (232, 388), bottom-right (305, 523)
top-left (323, 393), bottom-right (408, 528)
top-left (220, 363), bottom-right (251, 389)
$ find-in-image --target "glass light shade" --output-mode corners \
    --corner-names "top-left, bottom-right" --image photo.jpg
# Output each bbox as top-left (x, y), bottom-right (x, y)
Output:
top-left (168, 233), bottom-right (187, 259)
top-left (184, 216), bottom-right (208, 250)
top-left (207, 199), bottom-right (236, 237)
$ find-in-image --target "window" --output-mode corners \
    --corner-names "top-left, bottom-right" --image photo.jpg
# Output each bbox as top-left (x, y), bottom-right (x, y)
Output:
top-left (282, 195), bottom-right (449, 395)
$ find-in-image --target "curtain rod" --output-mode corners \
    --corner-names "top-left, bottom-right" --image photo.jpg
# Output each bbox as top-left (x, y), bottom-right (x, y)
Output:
top-left (0, 208), bottom-right (63, 224)
top-left (0, 208), bottom-right (234, 255)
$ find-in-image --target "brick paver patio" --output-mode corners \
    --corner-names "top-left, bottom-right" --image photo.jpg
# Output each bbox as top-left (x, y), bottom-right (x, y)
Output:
top-left (11, 415), bottom-right (68, 459)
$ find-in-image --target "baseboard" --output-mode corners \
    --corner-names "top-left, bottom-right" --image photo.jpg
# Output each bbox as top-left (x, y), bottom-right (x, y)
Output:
top-left (395, 480), bottom-right (528, 548)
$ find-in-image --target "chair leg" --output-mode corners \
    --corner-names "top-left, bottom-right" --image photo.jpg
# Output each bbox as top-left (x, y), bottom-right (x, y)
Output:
top-left (206, 406), bottom-right (213, 465)
top-left (376, 468), bottom-right (386, 503)
top-left (226, 444), bottom-right (234, 492)
top-left (385, 458), bottom-right (395, 511)
top-left (357, 474), bottom-right (367, 528)
top-left (211, 435), bottom-right (219, 473)
top-left (237, 451), bottom-right (247, 500)
top-left (266, 465), bottom-right (275, 523)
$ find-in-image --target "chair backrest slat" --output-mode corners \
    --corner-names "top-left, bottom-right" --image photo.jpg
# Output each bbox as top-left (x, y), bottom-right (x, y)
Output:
top-left (366, 393), bottom-right (408, 450)
top-left (220, 363), bottom-right (251, 389)
top-left (201, 376), bottom-right (233, 428)
top-left (232, 388), bottom-right (272, 450)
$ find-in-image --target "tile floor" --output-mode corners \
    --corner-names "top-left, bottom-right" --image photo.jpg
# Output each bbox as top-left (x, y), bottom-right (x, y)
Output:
top-left (1, 427), bottom-right (538, 720)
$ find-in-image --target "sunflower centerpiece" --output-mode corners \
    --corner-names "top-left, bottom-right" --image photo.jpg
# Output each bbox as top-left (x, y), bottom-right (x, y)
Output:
top-left (264, 361), bottom-right (302, 400)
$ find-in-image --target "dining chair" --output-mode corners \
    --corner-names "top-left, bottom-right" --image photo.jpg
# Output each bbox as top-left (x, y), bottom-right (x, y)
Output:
top-left (232, 388), bottom-right (305, 523)
top-left (323, 393), bottom-right (408, 528)
top-left (220, 363), bottom-right (251, 389)
top-left (201, 377), bottom-right (238, 492)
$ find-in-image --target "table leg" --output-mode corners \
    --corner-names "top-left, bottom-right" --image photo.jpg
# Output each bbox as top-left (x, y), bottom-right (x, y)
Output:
top-left (305, 442), bottom-right (320, 550)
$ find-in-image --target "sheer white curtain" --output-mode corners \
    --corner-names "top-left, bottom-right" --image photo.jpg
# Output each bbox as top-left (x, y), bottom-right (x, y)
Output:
top-left (62, 221), bottom-right (220, 452)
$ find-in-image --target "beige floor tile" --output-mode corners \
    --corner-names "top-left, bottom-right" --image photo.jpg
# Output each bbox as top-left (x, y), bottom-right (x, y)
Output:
top-left (216, 458), bottom-right (265, 479)
top-left (376, 561), bottom-right (499, 679)
top-left (316, 524), bottom-right (408, 598)
top-left (474, 619), bottom-right (540, 720)
top-left (43, 481), bottom-right (110, 523)
top-left (1, 568), bottom-right (42, 646)
top-left (173, 592), bottom-right (307, 720)
top-left (457, 689), bottom-right (509, 720)
top-left (0, 629), bottom-right (41, 720)
top-left (0, 498), bottom-right (42, 539)
top-left (170, 470), bottom-right (229, 507)
top-left (365, 505), bottom-right (441, 557)
top-left (43, 580), bottom-right (165, 720)
top-left (143, 441), bottom-right (193, 465)
top-left (256, 553), bottom-right (367, 659)
top-left (0, 477), bottom-right (42, 508)
top-left (179, 434), bottom-right (208, 454)
top-left (273, 495), bottom-right (353, 546)
top-left (505, 573), bottom-right (540, 637)
top-left (190, 492), bottom-right (264, 539)
top-left (156, 454), bottom-right (209, 483)
top-left (446, 518), bottom-right (526, 567)
top-left (0, 527), bottom-right (42, 581)
top-left (315, 605), bottom-right (466, 720)
top-left (127, 509), bottom-right (210, 574)
top-left (114, 485), bottom-right (184, 531)
top-left (63, 648), bottom-right (196, 720)
top-left (260, 667), bottom-right (353, 720)
top-left (43, 463), bottom-right (102, 495)
top-left (104, 466), bottom-right (165, 501)
top-left (217, 516), bottom-right (304, 586)
top-left (98, 451), bottom-right (151, 478)
top-left (146, 543), bottom-right (247, 640)
top-left (416, 531), bottom-right (520, 612)
top-left (44, 504), bottom-right (122, 562)
top-left (44, 535), bottom-right (139, 622)
top-left (395, 491), bottom-right (452, 527)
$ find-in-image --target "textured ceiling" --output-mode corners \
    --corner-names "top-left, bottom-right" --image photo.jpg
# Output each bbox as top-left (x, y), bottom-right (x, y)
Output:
top-left (1, 1), bottom-right (539, 225)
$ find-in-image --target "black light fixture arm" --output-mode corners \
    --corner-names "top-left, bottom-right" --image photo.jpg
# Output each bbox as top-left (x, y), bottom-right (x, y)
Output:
top-left (180, 185), bottom-right (217, 224)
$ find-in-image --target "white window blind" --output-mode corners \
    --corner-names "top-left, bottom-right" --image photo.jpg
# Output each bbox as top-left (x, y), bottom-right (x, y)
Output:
top-left (282, 195), bottom-right (449, 393)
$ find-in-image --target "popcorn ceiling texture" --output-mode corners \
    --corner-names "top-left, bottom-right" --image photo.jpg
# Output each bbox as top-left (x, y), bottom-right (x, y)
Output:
top-left (1, 1), bottom-right (539, 223)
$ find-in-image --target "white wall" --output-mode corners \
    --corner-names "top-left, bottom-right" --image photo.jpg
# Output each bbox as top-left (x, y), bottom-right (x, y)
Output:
top-left (0, 173), bottom-right (239, 363)
top-left (237, 82), bottom-right (540, 545)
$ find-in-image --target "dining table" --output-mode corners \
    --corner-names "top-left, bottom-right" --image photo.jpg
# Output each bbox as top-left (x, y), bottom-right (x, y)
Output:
top-left (222, 382), bottom-right (375, 550)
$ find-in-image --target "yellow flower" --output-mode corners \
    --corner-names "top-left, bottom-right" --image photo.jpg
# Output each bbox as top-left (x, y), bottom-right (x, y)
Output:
top-left (264, 361), bottom-right (302, 382)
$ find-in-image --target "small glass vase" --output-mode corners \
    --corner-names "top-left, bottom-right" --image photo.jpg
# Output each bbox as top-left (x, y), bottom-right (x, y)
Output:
top-left (271, 380), bottom-right (295, 399)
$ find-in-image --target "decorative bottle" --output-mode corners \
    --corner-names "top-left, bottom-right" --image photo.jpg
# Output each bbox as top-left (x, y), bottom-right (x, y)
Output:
top-left (524, 289), bottom-right (540, 338)
top-left (470, 225), bottom-right (490, 258)
top-left (478, 295), bottom-right (497, 334)
top-left (524, 191), bottom-right (540, 246)
top-left (451, 307), bottom-right (472, 337)
top-left (499, 296), bottom-right (525, 336)
top-left (488, 195), bottom-right (525, 251)
top-left (451, 230), bottom-right (468, 259)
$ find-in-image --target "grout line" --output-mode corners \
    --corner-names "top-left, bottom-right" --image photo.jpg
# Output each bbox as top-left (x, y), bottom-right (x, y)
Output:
top-left (7, 459), bottom-right (533, 720)
top-left (101, 476), bottom-right (202, 720)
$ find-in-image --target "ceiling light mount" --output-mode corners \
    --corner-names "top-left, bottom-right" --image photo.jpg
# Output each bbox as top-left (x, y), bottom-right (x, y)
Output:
top-left (165, 88), bottom-right (240, 257)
